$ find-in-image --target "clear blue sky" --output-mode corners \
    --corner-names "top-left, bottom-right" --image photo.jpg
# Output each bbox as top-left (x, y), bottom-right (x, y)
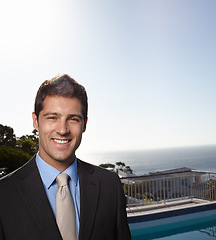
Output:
top-left (0, 0), bottom-right (216, 154)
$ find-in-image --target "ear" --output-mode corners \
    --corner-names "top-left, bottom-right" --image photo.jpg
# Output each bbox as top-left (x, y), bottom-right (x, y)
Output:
top-left (82, 118), bottom-right (88, 133)
top-left (32, 112), bottom-right (39, 131)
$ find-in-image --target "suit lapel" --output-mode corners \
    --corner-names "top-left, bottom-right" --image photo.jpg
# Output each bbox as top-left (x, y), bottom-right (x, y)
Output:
top-left (78, 160), bottom-right (100, 240)
top-left (17, 157), bottom-right (62, 239)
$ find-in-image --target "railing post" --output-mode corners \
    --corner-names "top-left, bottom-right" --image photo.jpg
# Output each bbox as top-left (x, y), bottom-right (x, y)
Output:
top-left (190, 174), bottom-right (193, 201)
top-left (137, 181), bottom-right (140, 206)
top-left (128, 179), bottom-right (130, 209)
top-left (135, 182), bottom-right (137, 205)
top-left (163, 175), bottom-right (166, 204)
top-left (159, 178), bottom-right (162, 203)
top-left (148, 180), bottom-right (150, 205)
top-left (214, 176), bottom-right (216, 201)
top-left (209, 173), bottom-right (212, 201)
top-left (156, 179), bottom-right (159, 204)
top-left (145, 181), bottom-right (147, 205)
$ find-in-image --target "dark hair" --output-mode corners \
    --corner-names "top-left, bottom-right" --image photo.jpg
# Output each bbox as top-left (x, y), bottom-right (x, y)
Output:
top-left (34, 74), bottom-right (88, 122)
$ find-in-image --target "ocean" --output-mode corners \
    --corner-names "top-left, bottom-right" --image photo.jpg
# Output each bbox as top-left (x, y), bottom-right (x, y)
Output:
top-left (80, 145), bottom-right (216, 176)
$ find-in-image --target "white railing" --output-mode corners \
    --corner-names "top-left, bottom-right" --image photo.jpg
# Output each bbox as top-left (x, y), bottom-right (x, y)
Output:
top-left (121, 169), bottom-right (216, 209)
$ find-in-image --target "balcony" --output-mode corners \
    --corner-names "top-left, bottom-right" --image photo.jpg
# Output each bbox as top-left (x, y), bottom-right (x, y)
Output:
top-left (121, 168), bottom-right (216, 211)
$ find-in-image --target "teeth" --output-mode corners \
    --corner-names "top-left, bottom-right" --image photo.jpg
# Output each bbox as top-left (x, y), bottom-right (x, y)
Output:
top-left (53, 139), bottom-right (69, 144)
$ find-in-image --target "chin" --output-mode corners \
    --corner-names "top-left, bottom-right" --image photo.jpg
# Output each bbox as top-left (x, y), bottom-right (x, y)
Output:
top-left (53, 154), bottom-right (74, 163)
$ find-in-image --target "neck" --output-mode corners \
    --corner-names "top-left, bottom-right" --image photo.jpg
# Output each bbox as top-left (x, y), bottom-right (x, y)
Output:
top-left (38, 152), bottom-right (75, 172)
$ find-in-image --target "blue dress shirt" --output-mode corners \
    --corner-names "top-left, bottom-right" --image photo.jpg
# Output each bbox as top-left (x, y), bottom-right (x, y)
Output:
top-left (35, 153), bottom-right (80, 233)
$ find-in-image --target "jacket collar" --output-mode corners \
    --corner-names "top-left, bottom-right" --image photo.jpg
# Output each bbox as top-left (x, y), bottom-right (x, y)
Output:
top-left (17, 156), bottom-right (62, 239)
top-left (77, 159), bottom-right (100, 240)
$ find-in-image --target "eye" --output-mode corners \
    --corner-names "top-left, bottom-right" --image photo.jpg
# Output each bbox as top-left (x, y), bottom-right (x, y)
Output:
top-left (68, 115), bottom-right (83, 123)
top-left (47, 116), bottom-right (58, 120)
top-left (70, 117), bottom-right (80, 122)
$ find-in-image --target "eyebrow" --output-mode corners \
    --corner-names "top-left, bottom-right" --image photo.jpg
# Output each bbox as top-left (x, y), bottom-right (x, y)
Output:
top-left (43, 112), bottom-right (83, 120)
top-left (43, 112), bottom-right (58, 117)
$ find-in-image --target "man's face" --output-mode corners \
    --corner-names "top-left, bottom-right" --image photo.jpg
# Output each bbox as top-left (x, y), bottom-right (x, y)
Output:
top-left (32, 95), bottom-right (87, 171)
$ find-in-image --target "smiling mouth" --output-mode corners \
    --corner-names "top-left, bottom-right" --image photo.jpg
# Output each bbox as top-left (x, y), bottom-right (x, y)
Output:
top-left (52, 139), bottom-right (71, 144)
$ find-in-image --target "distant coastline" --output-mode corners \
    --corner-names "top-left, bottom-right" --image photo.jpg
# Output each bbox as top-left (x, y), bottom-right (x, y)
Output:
top-left (79, 144), bottom-right (216, 176)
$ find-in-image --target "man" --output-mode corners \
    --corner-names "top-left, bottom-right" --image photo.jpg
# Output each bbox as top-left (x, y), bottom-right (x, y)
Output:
top-left (0, 74), bottom-right (131, 240)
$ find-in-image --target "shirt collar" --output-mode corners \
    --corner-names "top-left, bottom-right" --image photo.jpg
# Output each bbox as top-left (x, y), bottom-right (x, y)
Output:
top-left (35, 153), bottom-right (78, 189)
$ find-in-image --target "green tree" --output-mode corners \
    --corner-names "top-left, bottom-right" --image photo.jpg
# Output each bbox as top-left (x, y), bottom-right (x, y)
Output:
top-left (125, 165), bottom-right (133, 174)
top-left (99, 163), bottom-right (115, 171)
top-left (116, 161), bottom-right (126, 172)
top-left (0, 147), bottom-right (31, 173)
top-left (17, 130), bottom-right (39, 156)
top-left (0, 124), bottom-right (39, 175)
top-left (99, 162), bottom-right (133, 174)
top-left (17, 138), bottom-right (38, 156)
top-left (0, 124), bottom-right (16, 147)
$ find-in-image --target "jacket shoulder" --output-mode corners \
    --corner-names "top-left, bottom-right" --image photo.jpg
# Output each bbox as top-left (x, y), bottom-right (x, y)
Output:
top-left (0, 156), bottom-right (36, 188)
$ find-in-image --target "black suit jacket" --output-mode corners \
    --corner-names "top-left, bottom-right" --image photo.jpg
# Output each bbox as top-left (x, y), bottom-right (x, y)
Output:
top-left (0, 156), bottom-right (131, 240)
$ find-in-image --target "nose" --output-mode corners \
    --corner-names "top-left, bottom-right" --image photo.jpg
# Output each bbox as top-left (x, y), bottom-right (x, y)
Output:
top-left (56, 120), bottom-right (69, 136)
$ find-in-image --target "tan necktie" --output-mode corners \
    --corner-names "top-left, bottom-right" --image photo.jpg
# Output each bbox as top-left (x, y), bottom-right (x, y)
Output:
top-left (56, 173), bottom-right (78, 240)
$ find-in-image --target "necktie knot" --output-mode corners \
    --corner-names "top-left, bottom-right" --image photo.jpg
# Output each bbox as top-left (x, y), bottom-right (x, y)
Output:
top-left (56, 173), bottom-right (69, 188)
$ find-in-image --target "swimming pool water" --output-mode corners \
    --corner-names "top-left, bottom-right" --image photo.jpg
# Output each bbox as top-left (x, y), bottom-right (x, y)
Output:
top-left (159, 229), bottom-right (216, 240)
top-left (131, 214), bottom-right (216, 240)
